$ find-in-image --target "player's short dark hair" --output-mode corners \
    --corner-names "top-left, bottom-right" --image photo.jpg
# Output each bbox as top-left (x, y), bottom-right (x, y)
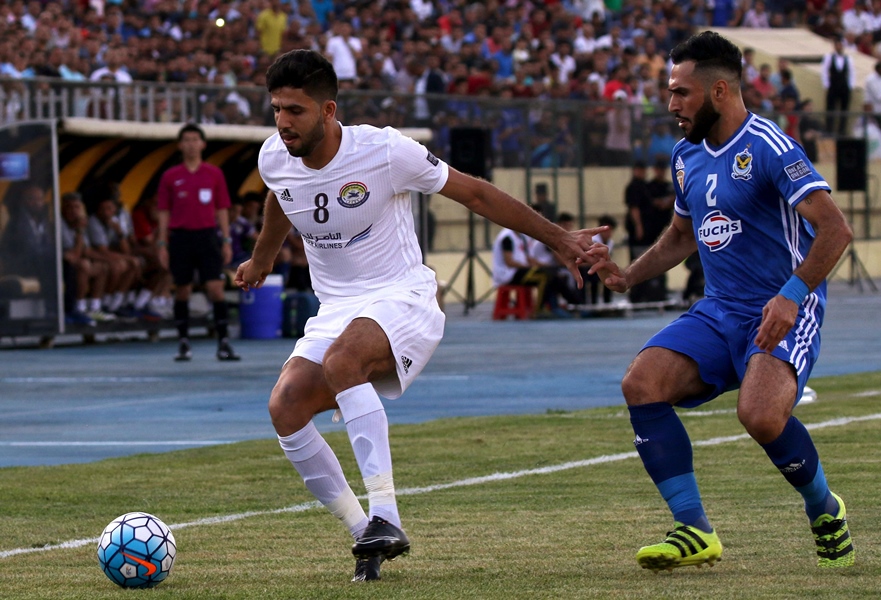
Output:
top-left (670, 31), bottom-right (743, 82)
top-left (266, 49), bottom-right (338, 102)
top-left (557, 212), bottom-right (575, 223)
top-left (178, 123), bottom-right (205, 142)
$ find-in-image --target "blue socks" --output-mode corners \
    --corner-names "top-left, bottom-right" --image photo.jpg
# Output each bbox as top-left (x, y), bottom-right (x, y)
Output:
top-left (760, 416), bottom-right (837, 521)
top-left (631, 406), bottom-right (837, 529)
top-left (629, 402), bottom-right (710, 532)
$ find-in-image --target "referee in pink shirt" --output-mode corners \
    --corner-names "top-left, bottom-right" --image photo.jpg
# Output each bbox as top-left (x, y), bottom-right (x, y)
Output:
top-left (157, 123), bottom-right (240, 361)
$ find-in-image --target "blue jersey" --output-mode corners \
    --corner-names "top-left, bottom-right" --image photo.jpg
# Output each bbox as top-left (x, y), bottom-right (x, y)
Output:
top-left (671, 112), bottom-right (831, 308)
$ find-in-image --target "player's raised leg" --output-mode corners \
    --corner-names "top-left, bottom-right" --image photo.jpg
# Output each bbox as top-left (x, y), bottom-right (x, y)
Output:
top-left (623, 347), bottom-right (723, 571)
top-left (740, 353), bottom-right (854, 568)
top-left (322, 317), bottom-right (410, 561)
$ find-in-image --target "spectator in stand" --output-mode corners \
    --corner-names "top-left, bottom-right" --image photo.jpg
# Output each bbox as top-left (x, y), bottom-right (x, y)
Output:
top-left (798, 98), bottom-right (823, 163)
top-left (752, 63), bottom-right (777, 110)
top-left (88, 197), bottom-right (157, 319)
top-left (0, 184), bottom-right (57, 317)
top-left (864, 60), bottom-right (881, 127)
top-left (842, 1), bottom-right (875, 38)
top-left (257, 0), bottom-right (288, 57)
top-left (605, 89), bottom-right (633, 166)
top-left (157, 123), bottom-right (239, 362)
top-left (227, 196), bottom-right (259, 270)
top-left (777, 68), bottom-right (800, 104)
top-left (587, 215), bottom-right (618, 305)
top-left (88, 47), bottom-right (132, 83)
top-left (643, 120), bottom-right (679, 165)
top-left (60, 192), bottom-right (112, 326)
top-left (743, 0), bottom-right (772, 27)
top-left (741, 48), bottom-right (759, 84)
top-left (492, 225), bottom-right (565, 318)
top-left (325, 20), bottom-right (362, 85)
top-left (311, 0), bottom-right (335, 30)
top-left (821, 36), bottom-right (856, 136)
top-left (495, 87), bottom-right (527, 168)
top-left (131, 193), bottom-right (173, 319)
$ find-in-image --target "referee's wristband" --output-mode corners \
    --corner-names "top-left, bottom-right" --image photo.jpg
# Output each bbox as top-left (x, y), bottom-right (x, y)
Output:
top-left (156, 240), bottom-right (167, 248)
top-left (222, 236), bottom-right (232, 244)
top-left (779, 275), bottom-right (810, 305)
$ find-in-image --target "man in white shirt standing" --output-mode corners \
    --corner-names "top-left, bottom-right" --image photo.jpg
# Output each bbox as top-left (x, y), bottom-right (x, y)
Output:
top-left (236, 49), bottom-right (607, 583)
top-left (863, 60), bottom-right (881, 127)
top-left (324, 20), bottom-right (362, 85)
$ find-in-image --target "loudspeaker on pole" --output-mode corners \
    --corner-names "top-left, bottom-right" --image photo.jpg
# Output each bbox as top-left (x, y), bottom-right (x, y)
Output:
top-left (835, 138), bottom-right (867, 192)
top-left (449, 127), bottom-right (492, 180)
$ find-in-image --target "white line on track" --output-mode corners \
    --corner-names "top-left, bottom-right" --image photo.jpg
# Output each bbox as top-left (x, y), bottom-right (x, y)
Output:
top-left (3, 411), bottom-right (880, 560)
top-left (1, 377), bottom-right (165, 383)
top-left (0, 441), bottom-right (234, 447)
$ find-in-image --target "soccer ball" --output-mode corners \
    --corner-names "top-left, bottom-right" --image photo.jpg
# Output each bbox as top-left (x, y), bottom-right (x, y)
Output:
top-left (97, 511), bottom-right (176, 588)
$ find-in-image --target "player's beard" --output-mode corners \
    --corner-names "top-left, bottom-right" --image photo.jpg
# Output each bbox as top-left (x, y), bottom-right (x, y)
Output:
top-left (283, 117), bottom-right (325, 158)
top-left (683, 94), bottom-right (721, 144)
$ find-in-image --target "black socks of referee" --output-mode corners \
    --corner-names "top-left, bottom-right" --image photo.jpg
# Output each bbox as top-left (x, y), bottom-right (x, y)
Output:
top-left (174, 300), bottom-right (189, 340)
top-left (174, 299), bottom-right (229, 341)
top-left (213, 301), bottom-right (229, 341)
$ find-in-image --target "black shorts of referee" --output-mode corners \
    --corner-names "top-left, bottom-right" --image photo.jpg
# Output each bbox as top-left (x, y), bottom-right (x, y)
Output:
top-left (168, 228), bottom-right (224, 286)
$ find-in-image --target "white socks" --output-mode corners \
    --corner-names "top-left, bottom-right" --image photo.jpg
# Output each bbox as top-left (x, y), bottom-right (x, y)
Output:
top-left (278, 421), bottom-right (367, 538)
top-left (337, 383), bottom-right (400, 527)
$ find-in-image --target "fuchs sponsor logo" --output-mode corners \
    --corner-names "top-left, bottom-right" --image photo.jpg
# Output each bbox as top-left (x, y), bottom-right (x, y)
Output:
top-left (784, 159), bottom-right (811, 181)
top-left (337, 182), bottom-right (370, 208)
top-left (698, 210), bottom-right (742, 251)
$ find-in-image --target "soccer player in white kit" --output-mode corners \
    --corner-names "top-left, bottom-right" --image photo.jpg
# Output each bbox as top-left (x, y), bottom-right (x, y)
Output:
top-left (235, 49), bottom-right (607, 582)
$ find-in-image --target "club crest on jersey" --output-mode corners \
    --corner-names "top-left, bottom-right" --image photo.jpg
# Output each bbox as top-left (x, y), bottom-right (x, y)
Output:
top-left (698, 210), bottom-right (742, 251)
top-left (732, 146), bottom-right (753, 180)
top-left (337, 182), bottom-right (370, 208)
top-left (675, 155), bottom-right (685, 191)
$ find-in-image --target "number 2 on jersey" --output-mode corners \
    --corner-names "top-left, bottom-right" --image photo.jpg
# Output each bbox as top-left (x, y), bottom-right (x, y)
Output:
top-left (705, 174), bottom-right (717, 207)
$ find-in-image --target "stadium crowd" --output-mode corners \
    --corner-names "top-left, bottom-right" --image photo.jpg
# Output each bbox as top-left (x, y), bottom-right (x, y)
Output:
top-left (0, 0), bottom-right (875, 163)
top-left (0, 0), bottom-right (873, 329)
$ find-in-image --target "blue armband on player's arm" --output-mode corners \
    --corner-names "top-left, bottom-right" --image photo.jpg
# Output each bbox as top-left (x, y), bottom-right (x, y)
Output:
top-left (778, 274), bottom-right (810, 305)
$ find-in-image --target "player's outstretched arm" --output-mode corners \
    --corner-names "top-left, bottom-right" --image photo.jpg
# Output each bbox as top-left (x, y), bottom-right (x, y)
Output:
top-left (755, 189), bottom-right (852, 353)
top-left (439, 168), bottom-right (606, 287)
top-left (235, 191), bottom-right (292, 291)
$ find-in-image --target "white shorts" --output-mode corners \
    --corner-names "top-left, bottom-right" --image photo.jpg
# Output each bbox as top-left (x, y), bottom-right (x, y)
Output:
top-left (287, 281), bottom-right (445, 399)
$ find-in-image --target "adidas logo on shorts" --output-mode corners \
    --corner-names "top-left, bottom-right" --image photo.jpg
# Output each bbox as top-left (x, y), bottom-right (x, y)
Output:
top-left (400, 355), bottom-right (412, 374)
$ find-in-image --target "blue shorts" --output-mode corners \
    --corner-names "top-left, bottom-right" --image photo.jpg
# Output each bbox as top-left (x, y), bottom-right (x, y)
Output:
top-left (643, 296), bottom-right (823, 408)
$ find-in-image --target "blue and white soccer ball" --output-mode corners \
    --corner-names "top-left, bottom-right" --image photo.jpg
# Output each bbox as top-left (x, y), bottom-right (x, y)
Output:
top-left (97, 511), bottom-right (176, 588)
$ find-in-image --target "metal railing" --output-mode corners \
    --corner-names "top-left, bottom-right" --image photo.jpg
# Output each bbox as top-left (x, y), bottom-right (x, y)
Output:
top-left (2, 76), bottom-right (879, 243)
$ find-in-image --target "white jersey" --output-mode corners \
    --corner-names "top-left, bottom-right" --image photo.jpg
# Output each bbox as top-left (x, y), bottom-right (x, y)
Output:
top-left (258, 123), bottom-right (449, 303)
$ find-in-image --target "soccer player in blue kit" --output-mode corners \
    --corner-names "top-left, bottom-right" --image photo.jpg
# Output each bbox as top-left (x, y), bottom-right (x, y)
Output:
top-left (589, 32), bottom-right (855, 571)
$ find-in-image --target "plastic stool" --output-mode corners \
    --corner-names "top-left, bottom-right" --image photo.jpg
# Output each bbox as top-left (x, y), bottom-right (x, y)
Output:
top-left (492, 285), bottom-right (534, 320)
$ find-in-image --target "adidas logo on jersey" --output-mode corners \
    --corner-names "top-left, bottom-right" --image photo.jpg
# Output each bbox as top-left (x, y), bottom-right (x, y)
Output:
top-left (674, 156), bottom-right (685, 170)
top-left (400, 355), bottom-right (412, 374)
top-left (278, 188), bottom-right (293, 202)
